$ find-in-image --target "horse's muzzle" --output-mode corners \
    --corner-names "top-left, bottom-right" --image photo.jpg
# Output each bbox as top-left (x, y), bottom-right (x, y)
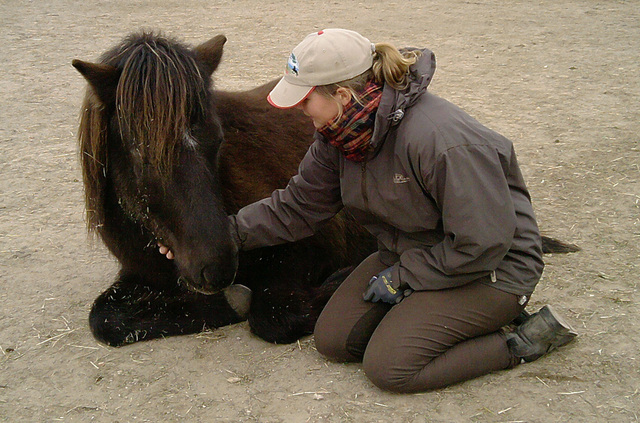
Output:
top-left (177, 264), bottom-right (237, 295)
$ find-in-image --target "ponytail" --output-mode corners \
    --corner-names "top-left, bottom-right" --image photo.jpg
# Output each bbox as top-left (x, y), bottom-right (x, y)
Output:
top-left (371, 43), bottom-right (420, 90)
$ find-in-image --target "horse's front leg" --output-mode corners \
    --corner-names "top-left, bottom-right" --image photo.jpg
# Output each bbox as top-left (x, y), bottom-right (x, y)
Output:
top-left (246, 280), bottom-right (316, 344)
top-left (245, 266), bottom-right (354, 344)
top-left (89, 272), bottom-right (251, 347)
top-left (237, 243), bottom-right (341, 344)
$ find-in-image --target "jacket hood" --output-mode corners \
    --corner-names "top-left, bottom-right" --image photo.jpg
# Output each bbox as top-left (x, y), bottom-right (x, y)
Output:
top-left (391, 47), bottom-right (436, 112)
top-left (313, 48), bottom-right (436, 156)
top-left (368, 48), bottom-right (436, 156)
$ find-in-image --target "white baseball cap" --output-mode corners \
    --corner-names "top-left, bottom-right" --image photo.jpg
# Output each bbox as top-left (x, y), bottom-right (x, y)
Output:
top-left (267, 29), bottom-right (375, 109)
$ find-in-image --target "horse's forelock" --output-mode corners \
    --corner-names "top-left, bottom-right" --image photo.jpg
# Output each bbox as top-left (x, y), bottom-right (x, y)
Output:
top-left (115, 35), bottom-right (209, 176)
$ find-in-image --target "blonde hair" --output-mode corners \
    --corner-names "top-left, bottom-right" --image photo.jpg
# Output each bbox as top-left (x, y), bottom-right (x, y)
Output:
top-left (372, 43), bottom-right (421, 89)
top-left (315, 42), bottom-right (420, 114)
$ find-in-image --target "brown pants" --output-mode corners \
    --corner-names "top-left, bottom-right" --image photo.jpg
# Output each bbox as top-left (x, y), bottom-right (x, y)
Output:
top-left (314, 252), bottom-right (525, 393)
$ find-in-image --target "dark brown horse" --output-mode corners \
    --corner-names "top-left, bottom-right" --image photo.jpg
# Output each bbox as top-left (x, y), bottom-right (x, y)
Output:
top-left (73, 32), bottom-right (377, 346)
top-left (73, 32), bottom-right (578, 347)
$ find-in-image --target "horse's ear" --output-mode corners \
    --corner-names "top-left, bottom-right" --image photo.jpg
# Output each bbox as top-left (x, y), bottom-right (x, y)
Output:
top-left (194, 35), bottom-right (227, 77)
top-left (72, 59), bottom-right (121, 105)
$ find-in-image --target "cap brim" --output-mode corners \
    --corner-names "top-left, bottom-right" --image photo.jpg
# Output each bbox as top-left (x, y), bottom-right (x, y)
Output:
top-left (267, 77), bottom-right (314, 109)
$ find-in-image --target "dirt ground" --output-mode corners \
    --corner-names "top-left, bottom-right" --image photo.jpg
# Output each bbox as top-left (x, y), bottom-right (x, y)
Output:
top-left (1, 0), bottom-right (638, 421)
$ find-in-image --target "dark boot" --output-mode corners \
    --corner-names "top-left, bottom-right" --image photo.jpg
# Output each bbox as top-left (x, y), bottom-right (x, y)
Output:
top-left (511, 309), bottom-right (532, 326)
top-left (506, 305), bottom-right (577, 362)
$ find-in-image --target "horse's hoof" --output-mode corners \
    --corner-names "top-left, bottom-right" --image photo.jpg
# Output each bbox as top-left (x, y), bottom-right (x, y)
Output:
top-left (223, 284), bottom-right (252, 319)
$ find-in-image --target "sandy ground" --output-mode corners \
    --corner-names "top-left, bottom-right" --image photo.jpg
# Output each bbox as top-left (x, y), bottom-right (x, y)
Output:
top-left (1, 0), bottom-right (639, 421)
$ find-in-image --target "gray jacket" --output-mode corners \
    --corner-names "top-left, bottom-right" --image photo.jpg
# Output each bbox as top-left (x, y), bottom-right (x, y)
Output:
top-left (233, 49), bottom-right (544, 296)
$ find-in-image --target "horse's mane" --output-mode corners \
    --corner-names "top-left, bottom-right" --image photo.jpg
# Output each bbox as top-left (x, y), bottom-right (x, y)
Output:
top-left (78, 33), bottom-right (210, 233)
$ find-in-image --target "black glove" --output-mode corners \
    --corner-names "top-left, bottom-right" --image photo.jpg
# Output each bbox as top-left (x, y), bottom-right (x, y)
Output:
top-left (363, 267), bottom-right (411, 304)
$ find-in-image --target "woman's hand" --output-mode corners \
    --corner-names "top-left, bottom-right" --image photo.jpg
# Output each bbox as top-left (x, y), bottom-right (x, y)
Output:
top-left (158, 243), bottom-right (174, 260)
top-left (363, 267), bottom-right (412, 304)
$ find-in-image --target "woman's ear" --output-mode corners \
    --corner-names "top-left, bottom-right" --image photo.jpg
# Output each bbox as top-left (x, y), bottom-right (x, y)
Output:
top-left (335, 87), bottom-right (353, 107)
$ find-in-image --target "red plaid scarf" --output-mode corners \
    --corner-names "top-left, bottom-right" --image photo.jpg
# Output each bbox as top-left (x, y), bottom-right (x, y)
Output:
top-left (317, 80), bottom-right (383, 162)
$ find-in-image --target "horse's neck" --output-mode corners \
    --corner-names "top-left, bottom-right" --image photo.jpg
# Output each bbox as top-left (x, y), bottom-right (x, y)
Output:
top-left (213, 79), bottom-right (312, 151)
top-left (214, 80), bottom-right (278, 128)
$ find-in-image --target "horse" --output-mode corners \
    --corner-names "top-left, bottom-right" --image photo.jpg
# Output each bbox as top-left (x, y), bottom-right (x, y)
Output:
top-left (72, 32), bottom-right (377, 347)
top-left (73, 32), bottom-right (578, 347)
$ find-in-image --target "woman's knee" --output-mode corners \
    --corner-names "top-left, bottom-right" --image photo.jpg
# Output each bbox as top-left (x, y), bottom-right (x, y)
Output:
top-left (313, 305), bottom-right (357, 361)
top-left (362, 354), bottom-right (416, 393)
top-left (313, 320), bottom-right (339, 358)
top-left (362, 343), bottom-right (423, 393)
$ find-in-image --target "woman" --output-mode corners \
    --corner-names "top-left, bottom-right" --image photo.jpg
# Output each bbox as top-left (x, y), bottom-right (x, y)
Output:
top-left (163, 28), bottom-right (577, 392)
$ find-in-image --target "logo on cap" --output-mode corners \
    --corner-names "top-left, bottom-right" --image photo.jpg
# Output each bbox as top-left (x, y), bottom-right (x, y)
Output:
top-left (287, 52), bottom-right (299, 76)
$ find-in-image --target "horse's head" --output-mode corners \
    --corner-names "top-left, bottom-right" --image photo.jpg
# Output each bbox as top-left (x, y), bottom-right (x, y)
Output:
top-left (73, 32), bottom-right (239, 294)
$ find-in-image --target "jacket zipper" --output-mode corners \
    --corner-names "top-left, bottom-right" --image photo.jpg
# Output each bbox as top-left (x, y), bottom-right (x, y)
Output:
top-left (361, 161), bottom-right (369, 210)
top-left (392, 227), bottom-right (399, 251)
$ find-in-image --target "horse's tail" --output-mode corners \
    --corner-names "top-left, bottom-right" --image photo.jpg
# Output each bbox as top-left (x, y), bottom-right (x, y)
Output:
top-left (541, 236), bottom-right (580, 254)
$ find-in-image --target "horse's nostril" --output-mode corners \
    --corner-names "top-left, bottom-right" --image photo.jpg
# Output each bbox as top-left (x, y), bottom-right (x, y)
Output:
top-left (201, 266), bottom-right (213, 285)
top-left (201, 266), bottom-right (220, 287)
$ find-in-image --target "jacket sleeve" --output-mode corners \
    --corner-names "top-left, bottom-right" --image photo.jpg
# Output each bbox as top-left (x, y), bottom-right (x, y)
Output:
top-left (232, 139), bottom-right (343, 250)
top-left (394, 144), bottom-right (516, 290)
